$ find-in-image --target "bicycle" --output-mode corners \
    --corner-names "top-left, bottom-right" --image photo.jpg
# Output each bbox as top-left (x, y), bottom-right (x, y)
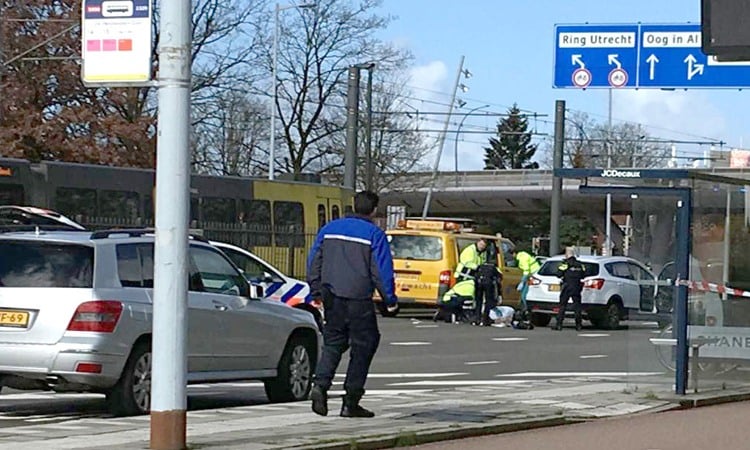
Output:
top-left (654, 324), bottom-right (740, 375)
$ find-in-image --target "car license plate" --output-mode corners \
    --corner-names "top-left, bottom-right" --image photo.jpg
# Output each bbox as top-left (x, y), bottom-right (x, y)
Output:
top-left (0, 310), bottom-right (30, 328)
top-left (548, 284), bottom-right (561, 292)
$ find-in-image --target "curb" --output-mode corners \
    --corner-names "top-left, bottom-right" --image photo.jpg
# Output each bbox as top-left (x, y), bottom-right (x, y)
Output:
top-left (672, 391), bottom-right (750, 409)
top-left (291, 416), bottom-right (570, 450)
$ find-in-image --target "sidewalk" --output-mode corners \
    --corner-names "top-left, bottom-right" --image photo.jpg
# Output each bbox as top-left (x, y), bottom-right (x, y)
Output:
top-left (3, 378), bottom-right (750, 450)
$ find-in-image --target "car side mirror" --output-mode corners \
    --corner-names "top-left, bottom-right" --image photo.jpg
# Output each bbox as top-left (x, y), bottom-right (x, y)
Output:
top-left (250, 283), bottom-right (264, 299)
top-left (263, 272), bottom-right (274, 283)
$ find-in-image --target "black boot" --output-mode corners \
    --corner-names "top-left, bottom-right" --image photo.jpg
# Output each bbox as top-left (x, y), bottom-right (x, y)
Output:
top-left (311, 385), bottom-right (328, 416)
top-left (575, 321), bottom-right (582, 331)
top-left (340, 393), bottom-right (375, 418)
top-left (553, 320), bottom-right (562, 331)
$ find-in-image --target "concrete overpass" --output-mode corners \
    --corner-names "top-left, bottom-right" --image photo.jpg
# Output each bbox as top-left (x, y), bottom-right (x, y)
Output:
top-left (380, 168), bottom-right (750, 217)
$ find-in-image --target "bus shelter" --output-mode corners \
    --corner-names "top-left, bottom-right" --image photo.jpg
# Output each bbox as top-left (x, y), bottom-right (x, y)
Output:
top-left (555, 168), bottom-right (750, 395)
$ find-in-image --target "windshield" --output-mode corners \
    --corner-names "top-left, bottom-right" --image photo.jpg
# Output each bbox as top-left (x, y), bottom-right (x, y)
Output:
top-left (388, 235), bottom-right (442, 261)
top-left (0, 241), bottom-right (94, 288)
top-left (537, 259), bottom-right (599, 277)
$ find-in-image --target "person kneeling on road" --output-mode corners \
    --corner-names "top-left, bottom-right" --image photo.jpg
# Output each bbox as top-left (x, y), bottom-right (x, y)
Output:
top-left (307, 190), bottom-right (398, 419)
top-left (434, 278), bottom-right (475, 323)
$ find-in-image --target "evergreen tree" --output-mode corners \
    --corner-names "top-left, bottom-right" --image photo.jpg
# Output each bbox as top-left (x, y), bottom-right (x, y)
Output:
top-left (483, 104), bottom-right (539, 169)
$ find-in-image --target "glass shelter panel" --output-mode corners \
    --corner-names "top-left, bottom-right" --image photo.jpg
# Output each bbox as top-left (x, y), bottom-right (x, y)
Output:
top-left (687, 180), bottom-right (750, 390)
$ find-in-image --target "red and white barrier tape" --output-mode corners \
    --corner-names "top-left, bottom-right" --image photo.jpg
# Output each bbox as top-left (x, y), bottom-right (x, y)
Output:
top-left (675, 279), bottom-right (750, 299)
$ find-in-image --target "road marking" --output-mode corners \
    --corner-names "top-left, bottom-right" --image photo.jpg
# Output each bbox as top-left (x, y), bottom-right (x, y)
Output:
top-left (465, 360), bottom-right (500, 366)
top-left (415, 325), bottom-right (439, 328)
top-left (389, 341), bottom-right (432, 346)
top-left (336, 373), bottom-right (467, 378)
top-left (496, 372), bottom-right (662, 377)
top-left (389, 380), bottom-right (530, 387)
top-left (492, 337), bottom-right (528, 342)
top-left (37, 423), bottom-right (88, 431)
top-left (577, 333), bottom-right (610, 337)
top-left (579, 355), bottom-right (608, 359)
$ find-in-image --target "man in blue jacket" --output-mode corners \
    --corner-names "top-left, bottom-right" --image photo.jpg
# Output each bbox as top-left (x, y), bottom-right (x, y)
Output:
top-left (307, 190), bottom-right (398, 418)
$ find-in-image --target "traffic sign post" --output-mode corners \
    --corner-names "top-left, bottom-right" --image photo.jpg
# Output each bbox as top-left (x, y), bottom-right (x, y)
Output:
top-left (554, 23), bottom-right (750, 89)
top-left (81, 0), bottom-right (153, 86)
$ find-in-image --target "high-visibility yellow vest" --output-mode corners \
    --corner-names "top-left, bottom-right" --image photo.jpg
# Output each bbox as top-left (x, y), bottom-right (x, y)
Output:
top-left (441, 279), bottom-right (475, 303)
top-left (516, 251), bottom-right (540, 276)
top-left (455, 244), bottom-right (482, 279)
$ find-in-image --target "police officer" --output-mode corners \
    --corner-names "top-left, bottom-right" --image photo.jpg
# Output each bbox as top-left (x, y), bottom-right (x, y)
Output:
top-left (307, 191), bottom-right (398, 418)
top-left (456, 238), bottom-right (485, 323)
top-left (475, 240), bottom-right (501, 326)
top-left (555, 247), bottom-right (586, 331)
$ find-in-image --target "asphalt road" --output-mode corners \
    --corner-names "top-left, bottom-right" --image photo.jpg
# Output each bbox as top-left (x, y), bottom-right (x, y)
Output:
top-left (0, 308), bottom-right (690, 426)
top-left (409, 400), bottom-right (750, 450)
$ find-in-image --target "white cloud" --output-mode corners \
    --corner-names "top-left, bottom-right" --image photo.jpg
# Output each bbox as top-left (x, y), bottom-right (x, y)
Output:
top-left (408, 60), bottom-right (448, 96)
top-left (614, 89), bottom-right (728, 149)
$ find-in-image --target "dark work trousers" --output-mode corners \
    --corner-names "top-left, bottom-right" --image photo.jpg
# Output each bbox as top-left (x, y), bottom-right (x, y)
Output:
top-left (314, 297), bottom-right (381, 399)
top-left (474, 282), bottom-right (497, 322)
top-left (556, 285), bottom-right (583, 326)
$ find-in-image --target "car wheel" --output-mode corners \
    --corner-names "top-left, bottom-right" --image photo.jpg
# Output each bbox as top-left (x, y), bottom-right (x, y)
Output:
top-left (377, 302), bottom-right (400, 318)
top-left (530, 312), bottom-right (551, 327)
top-left (106, 342), bottom-right (151, 416)
top-left (604, 301), bottom-right (622, 330)
top-left (264, 337), bottom-right (314, 403)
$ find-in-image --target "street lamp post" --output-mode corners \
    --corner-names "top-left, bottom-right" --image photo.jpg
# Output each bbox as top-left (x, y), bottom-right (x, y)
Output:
top-left (454, 104), bottom-right (489, 186)
top-left (269, 2), bottom-right (315, 181)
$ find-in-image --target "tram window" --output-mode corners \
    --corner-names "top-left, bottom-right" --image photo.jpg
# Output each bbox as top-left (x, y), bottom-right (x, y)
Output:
top-left (240, 199), bottom-right (272, 246)
top-left (331, 205), bottom-right (340, 220)
top-left (317, 204), bottom-right (326, 229)
top-left (274, 201), bottom-right (304, 248)
top-left (190, 197), bottom-right (200, 222)
top-left (98, 190), bottom-right (140, 219)
top-left (144, 195), bottom-right (154, 221)
top-left (201, 197), bottom-right (236, 223)
top-left (55, 187), bottom-right (96, 218)
top-left (0, 184), bottom-right (24, 206)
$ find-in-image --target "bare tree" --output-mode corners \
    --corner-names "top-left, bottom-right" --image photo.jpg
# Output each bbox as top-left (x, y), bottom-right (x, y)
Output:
top-left (192, 90), bottom-right (268, 176)
top-left (260, 0), bottom-right (411, 178)
top-left (541, 112), bottom-right (671, 169)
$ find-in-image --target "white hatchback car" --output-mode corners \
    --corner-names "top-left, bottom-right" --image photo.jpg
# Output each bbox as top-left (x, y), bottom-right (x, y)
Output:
top-left (525, 255), bottom-right (660, 329)
top-left (0, 228), bottom-right (321, 415)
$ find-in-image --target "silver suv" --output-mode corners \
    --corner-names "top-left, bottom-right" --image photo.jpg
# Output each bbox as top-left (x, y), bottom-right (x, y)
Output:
top-left (0, 228), bottom-right (320, 415)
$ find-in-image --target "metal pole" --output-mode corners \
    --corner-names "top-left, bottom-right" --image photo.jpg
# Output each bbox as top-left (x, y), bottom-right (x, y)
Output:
top-left (454, 104), bottom-right (488, 187)
top-left (422, 55), bottom-right (465, 219)
top-left (604, 89), bottom-right (613, 256)
top-left (150, 0), bottom-right (192, 446)
top-left (268, 3), bottom-right (280, 180)
top-left (550, 100), bottom-right (565, 256)
top-left (722, 188), bottom-right (731, 299)
top-left (343, 66), bottom-right (360, 190)
top-left (365, 66), bottom-right (374, 191)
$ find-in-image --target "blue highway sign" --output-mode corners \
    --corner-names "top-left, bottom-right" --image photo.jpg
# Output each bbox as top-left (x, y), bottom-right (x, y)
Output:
top-left (554, 23), bottom-right (750, 89)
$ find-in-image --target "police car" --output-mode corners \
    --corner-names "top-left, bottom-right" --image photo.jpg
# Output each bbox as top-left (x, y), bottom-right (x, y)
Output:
top-left (210, 241), bottom-right (323, 330)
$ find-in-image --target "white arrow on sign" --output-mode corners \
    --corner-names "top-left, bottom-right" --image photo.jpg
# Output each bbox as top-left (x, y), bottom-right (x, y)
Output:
top-left (684, 54), bottom-right (705, 80)
top-left (646, 54), bottom-right (659, 80)
top-left (607, 54), bottom-right (622, 69)
top-left (571, 54), bottom-right (586, 69)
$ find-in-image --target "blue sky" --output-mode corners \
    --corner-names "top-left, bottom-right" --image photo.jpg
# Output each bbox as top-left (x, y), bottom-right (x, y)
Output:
top-left (377, 0), bottom-right (748, 170)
